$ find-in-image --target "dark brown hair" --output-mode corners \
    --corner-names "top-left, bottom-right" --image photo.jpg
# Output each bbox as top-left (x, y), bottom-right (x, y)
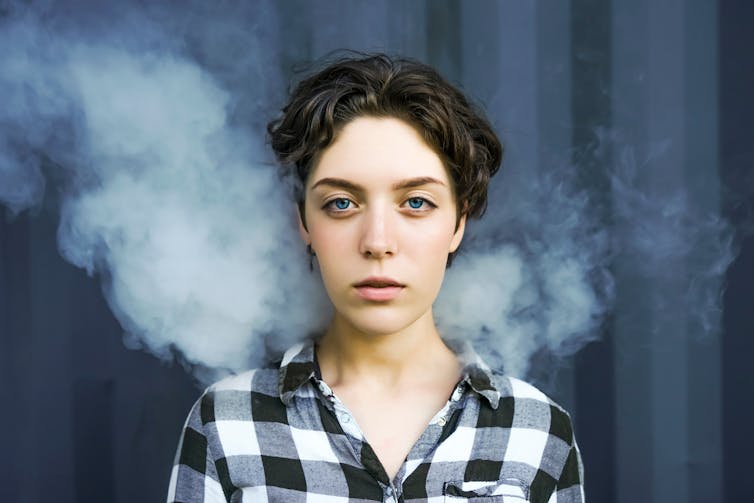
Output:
top-left (267, 51), bottom-right (503, 235)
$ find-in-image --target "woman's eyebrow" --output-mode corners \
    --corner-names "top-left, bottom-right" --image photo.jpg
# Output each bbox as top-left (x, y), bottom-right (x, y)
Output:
top-left (310, 177), bottom-right (363, 193)
top-left (310, 176), bottom-right (446, 192)
top-left (392, 176), bottom-right (446, 190)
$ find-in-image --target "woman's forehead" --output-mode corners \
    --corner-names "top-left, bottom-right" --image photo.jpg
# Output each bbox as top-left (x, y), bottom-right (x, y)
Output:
top-left (309, 116), bottom-right (450, 189)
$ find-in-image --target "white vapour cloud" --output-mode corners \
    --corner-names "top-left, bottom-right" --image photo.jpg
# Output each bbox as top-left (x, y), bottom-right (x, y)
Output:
top-left (0, 4), bottom-right (735, 383)
top-left (0, 6), bottom-right (332, 380)
top-left (56, 47), bottom-right (336, 373)
top-left (436, 169), bottom-right (611, 377)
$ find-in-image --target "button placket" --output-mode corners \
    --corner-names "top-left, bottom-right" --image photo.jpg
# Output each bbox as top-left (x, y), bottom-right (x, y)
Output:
top-left (385, 484), bottom-right (400, 503)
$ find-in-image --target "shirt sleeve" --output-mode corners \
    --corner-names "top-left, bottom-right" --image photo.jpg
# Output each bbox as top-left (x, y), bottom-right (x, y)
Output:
top-left (166, 392), bottom-right (228, 503)
top-left (547, 432), bottom-right (585, 503)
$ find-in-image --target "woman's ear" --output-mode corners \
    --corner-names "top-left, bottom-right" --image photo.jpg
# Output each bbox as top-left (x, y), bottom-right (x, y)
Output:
top-left (449, 213), bottom-right (466, 253)
top-left (297, 204), bottom-right (310, 244)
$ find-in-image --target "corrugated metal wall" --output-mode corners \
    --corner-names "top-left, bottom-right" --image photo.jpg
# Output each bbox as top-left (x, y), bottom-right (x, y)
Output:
top-left (1, 1), bottom-right (751, 501)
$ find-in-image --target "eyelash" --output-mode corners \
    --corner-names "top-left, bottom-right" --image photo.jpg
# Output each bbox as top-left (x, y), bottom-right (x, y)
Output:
top-left (322, 196), bottom-right (437, 214)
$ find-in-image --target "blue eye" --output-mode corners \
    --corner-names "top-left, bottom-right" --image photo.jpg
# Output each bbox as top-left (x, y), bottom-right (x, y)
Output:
top-left (326, 198), bottom-right (351, 211)
top-left (408, 197), bottom-right (426, 209)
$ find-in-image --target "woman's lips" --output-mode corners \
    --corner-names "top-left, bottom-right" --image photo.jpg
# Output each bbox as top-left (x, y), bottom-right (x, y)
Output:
top-left (354, 285), bottom-right (404, 301)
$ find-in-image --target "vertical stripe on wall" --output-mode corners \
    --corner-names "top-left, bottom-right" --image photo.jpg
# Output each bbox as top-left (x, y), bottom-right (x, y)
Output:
top-left (571, 0), bottom-right (616, 500)
top-left (684, 2), bottom-right (723, 503)
top-left (611, 1), bottom-right (723, 501)
top-left (720, 1), bottom-right (754, 502)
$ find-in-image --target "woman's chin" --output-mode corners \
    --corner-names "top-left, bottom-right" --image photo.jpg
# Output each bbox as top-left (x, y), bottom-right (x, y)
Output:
top-left (333, 306), bottom-right (430, 339)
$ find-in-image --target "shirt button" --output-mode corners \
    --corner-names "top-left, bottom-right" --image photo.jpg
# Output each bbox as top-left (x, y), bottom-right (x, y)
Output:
top-left (339, 413), bottom-right (351, 423)
top-left (437, 416), bottom-right (447, 426)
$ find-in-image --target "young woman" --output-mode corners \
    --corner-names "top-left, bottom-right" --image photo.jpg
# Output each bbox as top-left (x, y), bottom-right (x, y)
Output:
top-left (167, 52), bottom-right (584, 503)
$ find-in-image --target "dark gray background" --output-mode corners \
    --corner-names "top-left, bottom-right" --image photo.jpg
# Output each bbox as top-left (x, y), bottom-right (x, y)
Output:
top-left (1, 1), bottom-right (752, 502)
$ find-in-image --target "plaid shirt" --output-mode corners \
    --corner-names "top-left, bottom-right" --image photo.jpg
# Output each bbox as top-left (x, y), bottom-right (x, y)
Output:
top-left (167, 340), bottom-right (584, 502)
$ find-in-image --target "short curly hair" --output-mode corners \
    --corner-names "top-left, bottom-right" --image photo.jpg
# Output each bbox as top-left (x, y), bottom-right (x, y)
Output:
top-left (267, 51), bottom-right (503, 233)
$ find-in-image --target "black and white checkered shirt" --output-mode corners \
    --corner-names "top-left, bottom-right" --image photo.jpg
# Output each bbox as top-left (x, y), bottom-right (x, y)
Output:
top-left (167, 340), bottom-right (584, 502)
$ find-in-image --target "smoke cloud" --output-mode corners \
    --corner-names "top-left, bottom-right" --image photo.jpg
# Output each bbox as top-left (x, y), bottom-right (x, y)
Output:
top-left (0, 2), bottom-right (332, 380)
top-left (0, 2), bottom-right (736, 382)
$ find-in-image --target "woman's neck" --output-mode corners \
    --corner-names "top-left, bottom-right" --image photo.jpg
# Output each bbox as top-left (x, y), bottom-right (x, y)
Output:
top-left (316, 309), bottom-right (460, 391)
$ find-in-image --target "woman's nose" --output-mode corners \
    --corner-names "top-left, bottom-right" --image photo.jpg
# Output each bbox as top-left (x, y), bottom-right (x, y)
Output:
top-left (358, 205), bottom-right (397, 259)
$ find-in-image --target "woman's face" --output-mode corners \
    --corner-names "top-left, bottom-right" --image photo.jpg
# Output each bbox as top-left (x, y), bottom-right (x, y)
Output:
top-left (299, 115), bottom-right (466, 337)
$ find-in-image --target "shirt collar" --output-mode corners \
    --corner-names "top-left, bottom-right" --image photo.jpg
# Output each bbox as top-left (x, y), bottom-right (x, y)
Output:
top-left (278, 341), bottom-right (318, 406)
top-left (277, 338), bottom-right (501, 409)
top-left (445, 338), bottom-right (501, 409)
